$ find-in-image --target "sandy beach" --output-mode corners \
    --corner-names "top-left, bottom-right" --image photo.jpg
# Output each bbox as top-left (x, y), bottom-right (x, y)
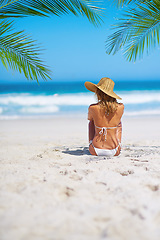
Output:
top-left (0, 116), bottom-right (160, 240)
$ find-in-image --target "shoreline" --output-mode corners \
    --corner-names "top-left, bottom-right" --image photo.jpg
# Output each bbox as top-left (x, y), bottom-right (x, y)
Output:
top-left (1, 113), bottom-right (160, 120)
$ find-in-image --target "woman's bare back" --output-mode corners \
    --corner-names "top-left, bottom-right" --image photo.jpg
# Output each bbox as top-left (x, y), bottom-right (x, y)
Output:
top-left (88, 103), bottom-right (124, 154)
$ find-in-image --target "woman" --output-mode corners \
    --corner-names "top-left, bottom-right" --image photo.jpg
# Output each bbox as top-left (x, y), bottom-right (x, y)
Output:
top-left (85, 77), bottom-right (124, 156)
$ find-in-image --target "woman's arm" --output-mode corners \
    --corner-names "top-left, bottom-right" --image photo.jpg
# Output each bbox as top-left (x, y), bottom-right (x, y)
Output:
top-left (117, 121), bottom-right (122, 144)
top-left (89, 120), bottom-right (95, 142)
top-left (114, 121), bottom-right (122, 156)
top-left (88, 105), bottom-right (95, 142)
top-left (117, 104), bottom-right (124, 144)
top-left (88, 120), bottom-right (97, 155)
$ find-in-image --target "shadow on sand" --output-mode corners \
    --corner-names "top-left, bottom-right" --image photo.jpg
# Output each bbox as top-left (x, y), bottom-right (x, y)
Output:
top-left (62, 147), bottom-right (90, 156)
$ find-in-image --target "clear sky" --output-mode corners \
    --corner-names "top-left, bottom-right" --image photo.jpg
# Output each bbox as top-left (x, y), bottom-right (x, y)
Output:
top-left (0, 1), bottom-right (160, 83)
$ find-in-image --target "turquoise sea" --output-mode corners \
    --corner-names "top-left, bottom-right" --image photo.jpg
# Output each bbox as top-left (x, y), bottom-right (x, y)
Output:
top-left (0, 80), bottom-right (160, 119)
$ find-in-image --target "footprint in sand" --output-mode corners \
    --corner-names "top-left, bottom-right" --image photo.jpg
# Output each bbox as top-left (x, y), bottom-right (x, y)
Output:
top-left (59, 169), bottom-right (68, 175)
top-left (49, 163), bottom-right (60, 169)
top-left (78, 169), bottom-right (93, 176)
top-left (60, 186), bottom-right (75, 199)
top-left (59, 169), bottom-right (83, 181)
top-left (146, 184), bottom-right (159, 191)
top-left (120, 170), bottom-right (134, 176)
top-left (69, 173), bottom-right (83, 181)
top-left (96, 182), bottom-right (107, 186)
top-left (130, 209), bottom-right (145, 220)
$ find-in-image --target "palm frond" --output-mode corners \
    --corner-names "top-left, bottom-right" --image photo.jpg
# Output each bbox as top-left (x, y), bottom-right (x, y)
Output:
top-left (117, 0), bottom-right (135, 7)
top-left (0, 20), bottom-right (51, 81)
top-left (0, 0), bottom-right (103, 26)
top-left (106, 0), bottom-right (160, 61)
top-left (116, 0), bottom-right (148, 7)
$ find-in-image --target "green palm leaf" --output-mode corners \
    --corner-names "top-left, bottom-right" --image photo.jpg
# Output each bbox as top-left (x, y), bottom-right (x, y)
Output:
top-left (0, 20), bottom-right (51, 81)
top-left (0, 0), bottom-right (103, 26)
top-left (116, 0), bottom-right (148, 7)
top-left (106, 0), bottom-right (160, 61)
top-left (0, 0), bottom-right (103, 81)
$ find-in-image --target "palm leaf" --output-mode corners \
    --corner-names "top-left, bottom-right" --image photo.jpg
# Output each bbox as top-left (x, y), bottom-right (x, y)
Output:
top-left (116, 0), bottom-right (148, 7)
top-left (0, 0), bottom-right (103, 26)
top-left (0, 20), bottom-right (51, 81)
top-left (106, 0), bottom-right (160, 61)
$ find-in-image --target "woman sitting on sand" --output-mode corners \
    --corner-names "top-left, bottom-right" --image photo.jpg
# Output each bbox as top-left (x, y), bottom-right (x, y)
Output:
top-left (85, 77), bottom-right (124, 156)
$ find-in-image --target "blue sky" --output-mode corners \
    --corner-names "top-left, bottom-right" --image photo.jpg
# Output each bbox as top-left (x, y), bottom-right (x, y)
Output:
top-left (0, 1), bottom-right (160, 83)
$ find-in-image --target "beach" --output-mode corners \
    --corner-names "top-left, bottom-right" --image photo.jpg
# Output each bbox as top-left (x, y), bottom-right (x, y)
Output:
top-left (0, 116), bottom-right (160, 240)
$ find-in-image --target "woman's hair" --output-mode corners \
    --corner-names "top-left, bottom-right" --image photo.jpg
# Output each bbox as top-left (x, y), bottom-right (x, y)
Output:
top-left (95, 88), bottom-right (118, 115)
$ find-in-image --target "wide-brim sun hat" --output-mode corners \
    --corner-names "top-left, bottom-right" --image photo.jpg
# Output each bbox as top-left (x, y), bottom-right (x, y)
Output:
top-left (84, 77), bottom-right (122, 100)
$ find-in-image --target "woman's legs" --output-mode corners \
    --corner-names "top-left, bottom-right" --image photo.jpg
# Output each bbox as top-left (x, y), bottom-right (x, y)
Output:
top-left (114, 145), bottom-right (121, 156)
top-left (89, 143), bottom-right (97, 156)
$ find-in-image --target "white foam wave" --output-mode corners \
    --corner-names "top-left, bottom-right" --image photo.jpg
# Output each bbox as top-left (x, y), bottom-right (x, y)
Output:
top-left (0, 91), bottom-right (160, 107)
top-left (121, 91), bottom-right (160, 104)
top-left (21, 106), bottom-right (59, 114)
top-left (1, 90), bottom-right (160, 120)
top-left (125, 109), bottom-right (160, 116)
top-left (0, 93), bottom-right (94, 106)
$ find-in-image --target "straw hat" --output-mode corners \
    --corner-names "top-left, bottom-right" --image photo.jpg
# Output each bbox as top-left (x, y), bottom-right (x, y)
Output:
top-left (84, 77), bottom-right (122, 100)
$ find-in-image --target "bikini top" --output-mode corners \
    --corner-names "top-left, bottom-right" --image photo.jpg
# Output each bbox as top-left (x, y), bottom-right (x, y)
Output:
top-left (95, 124), bottom-right (119, 141)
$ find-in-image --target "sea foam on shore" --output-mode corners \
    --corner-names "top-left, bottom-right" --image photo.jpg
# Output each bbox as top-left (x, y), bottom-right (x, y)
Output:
top-left (0, 80), bottom-right (160, 119)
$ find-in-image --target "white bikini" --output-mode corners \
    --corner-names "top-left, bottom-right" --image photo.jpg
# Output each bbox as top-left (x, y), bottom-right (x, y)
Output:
top-left (89, 124), bottom-right (121, 157)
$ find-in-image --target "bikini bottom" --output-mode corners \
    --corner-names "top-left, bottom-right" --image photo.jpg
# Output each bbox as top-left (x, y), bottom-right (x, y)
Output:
top-left (90, 141), bottom-right (119, 157)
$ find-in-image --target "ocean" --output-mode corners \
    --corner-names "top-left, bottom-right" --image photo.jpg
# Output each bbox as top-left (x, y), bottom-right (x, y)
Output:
top-left (0, 80), bottom-right (160, 119)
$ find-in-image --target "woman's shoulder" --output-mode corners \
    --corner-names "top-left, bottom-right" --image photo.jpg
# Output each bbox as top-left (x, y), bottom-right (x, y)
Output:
top-left (88, 103), bottom-right (99, 110)
top-left (88, 103), bottom-right (99, 121)
top-left (116, 103), bottom-right (124, 114)
top-left (117, 103), bottom-right (124, 109)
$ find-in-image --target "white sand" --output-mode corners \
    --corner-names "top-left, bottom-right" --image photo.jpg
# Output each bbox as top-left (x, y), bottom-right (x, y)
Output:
top-left (0, 116), bottom-right (160, 240)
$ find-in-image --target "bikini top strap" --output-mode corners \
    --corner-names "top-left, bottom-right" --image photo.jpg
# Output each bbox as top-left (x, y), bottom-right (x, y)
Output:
top-left (95, 125), bottom-right (119, 130)
top-left (95, 125), bottom-right (119, 141)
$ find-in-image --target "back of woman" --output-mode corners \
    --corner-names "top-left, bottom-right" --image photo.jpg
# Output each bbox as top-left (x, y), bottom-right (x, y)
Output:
top-left (85, 77), bottom-right (124, 156)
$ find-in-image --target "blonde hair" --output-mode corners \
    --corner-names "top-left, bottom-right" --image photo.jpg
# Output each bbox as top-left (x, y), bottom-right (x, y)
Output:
top-left (95, 88), bottom-right (118, 115)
